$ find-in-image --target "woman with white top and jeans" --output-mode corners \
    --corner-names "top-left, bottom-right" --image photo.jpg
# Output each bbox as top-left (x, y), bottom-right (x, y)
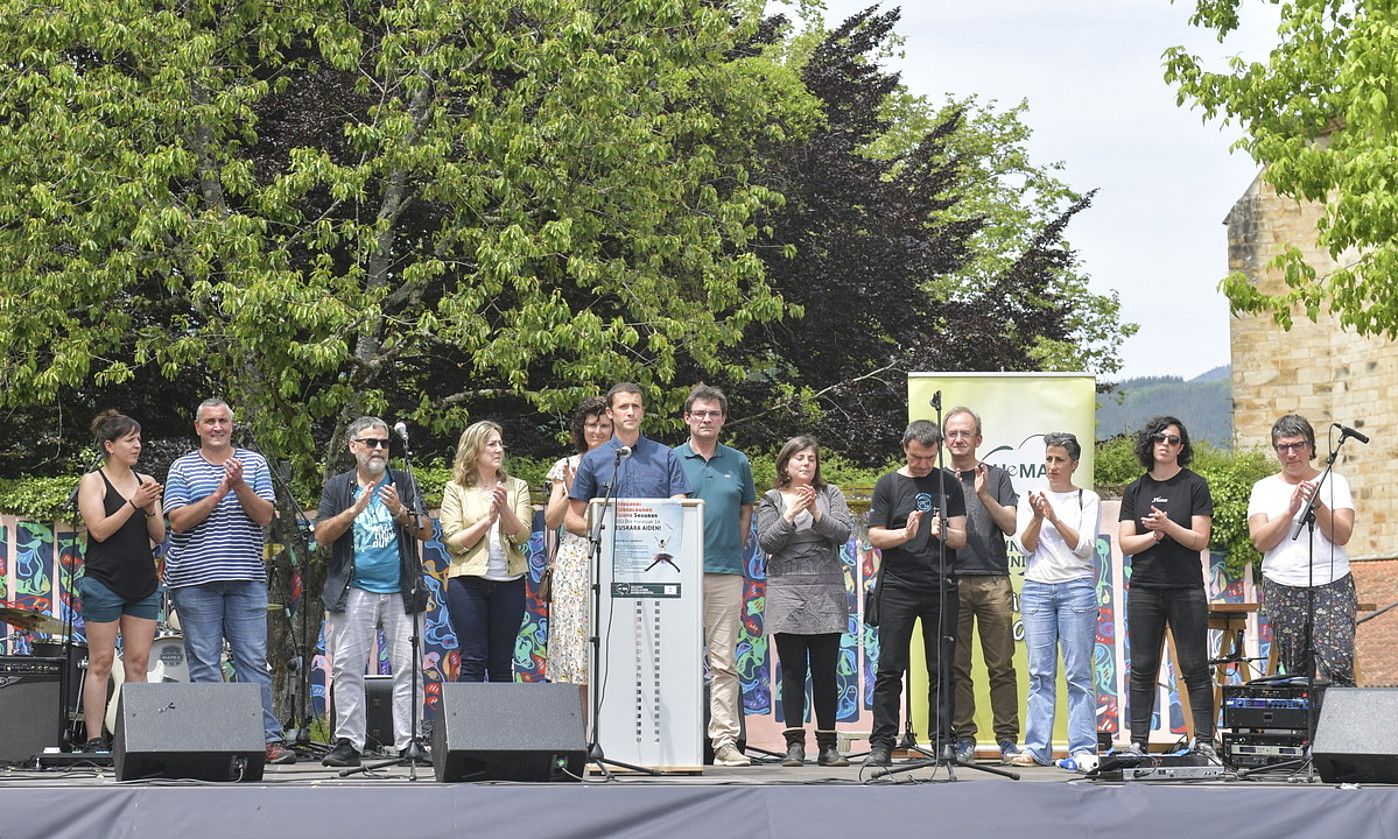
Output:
top-left (1009, 432), bottom-right (1101, 769)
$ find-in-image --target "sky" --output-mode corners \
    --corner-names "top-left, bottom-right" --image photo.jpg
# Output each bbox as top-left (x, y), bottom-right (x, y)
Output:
top-left (778, 1), bottom-right (1282, 382)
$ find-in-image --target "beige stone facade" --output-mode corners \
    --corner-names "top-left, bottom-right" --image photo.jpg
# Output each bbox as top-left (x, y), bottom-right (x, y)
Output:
top-left (1226, 173), bottom-right (1397, 562)
top-left (1226, 174), bottom-right (1398, 684)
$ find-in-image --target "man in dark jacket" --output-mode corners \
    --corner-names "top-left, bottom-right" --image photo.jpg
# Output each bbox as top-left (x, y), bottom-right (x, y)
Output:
top-left (314, 416), bottom-right (433, 768)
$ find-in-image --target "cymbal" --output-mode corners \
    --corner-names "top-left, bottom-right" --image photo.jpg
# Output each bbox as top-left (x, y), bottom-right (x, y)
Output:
top-left (0, 605), bottom-right (69, 635)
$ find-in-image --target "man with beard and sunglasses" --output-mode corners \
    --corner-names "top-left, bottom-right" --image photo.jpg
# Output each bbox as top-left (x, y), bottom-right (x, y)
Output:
top-left (314, 416), bottom-right (433, 768)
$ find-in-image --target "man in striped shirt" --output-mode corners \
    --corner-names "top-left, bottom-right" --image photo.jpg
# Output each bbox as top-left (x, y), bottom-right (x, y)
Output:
top-left (163, 398), bottom-right (295, 765)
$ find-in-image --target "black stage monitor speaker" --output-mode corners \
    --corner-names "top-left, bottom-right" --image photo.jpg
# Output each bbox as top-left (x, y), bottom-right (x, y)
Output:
top-left (1312, 687), bottom-right (1398, 784)
top-left (0, 656), bottom-right (64, 765)
top-left (329, 674), bottom-right (395, 752)
top-left (113, 682), bottom-right (267, 781)
top-left (432, 682), bottom-right (586, 782)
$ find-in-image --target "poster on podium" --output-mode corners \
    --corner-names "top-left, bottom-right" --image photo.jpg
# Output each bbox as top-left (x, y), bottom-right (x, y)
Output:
top-left (590, 497), bottom-right (704, 771)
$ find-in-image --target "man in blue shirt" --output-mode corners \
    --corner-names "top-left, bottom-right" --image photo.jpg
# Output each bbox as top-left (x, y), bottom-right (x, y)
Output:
top-left (314, 416), bottom-right (433, 768)
top-left (675, 385), bottom-right (756, 767)
top-left (565, 383), bottom-right (690, 536)
top-left (164, 398), bottom-right (293, 764)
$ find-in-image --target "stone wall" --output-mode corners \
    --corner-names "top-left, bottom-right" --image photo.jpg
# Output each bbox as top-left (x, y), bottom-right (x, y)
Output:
top-left (1226, 174), bottom-right (1398, 562)
top-left (1227, 173), bottom-right (1398, 685)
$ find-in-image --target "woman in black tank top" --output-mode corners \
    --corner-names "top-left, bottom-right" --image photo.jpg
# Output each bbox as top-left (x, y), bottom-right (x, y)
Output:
top-left (76, 410), bottom-right (166, 750)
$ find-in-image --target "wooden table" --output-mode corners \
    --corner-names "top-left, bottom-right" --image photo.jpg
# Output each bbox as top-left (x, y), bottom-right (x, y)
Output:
top-left (1166, 602), bottom-right (1258, 744)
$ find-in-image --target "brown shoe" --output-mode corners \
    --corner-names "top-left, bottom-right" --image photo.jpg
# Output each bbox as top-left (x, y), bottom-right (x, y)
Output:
top-left (265, 742), bottom-right (297, 765)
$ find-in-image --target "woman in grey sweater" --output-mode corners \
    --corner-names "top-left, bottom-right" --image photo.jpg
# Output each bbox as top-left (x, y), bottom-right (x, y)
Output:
top-left (757, 436), bottom-right (854, 767)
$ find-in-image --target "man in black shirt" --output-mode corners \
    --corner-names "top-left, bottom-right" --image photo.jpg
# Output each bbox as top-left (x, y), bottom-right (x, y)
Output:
top-left (865, 420), bottom-right (968, 767)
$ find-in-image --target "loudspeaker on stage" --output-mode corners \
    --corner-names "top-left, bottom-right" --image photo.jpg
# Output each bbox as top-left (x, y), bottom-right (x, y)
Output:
top-left (112, 682), bottom-right (267, 782)
top-left (1312, 687), bottom-right (1398, 784)
top-left (431, 682), bottom-right (586, 782)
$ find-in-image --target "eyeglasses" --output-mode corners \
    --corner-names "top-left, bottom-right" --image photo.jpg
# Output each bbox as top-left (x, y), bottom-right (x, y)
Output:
top-left (1151, 433), bottom-right (1182, 446)
top-left (944, 430), bottom-right (976, 440)
top-left (1275, 442), bottom-right (1310, 454)
top-left (355, 438), bottom-right (391, 449)
top-left (687, 410), bottom-right (723, 419)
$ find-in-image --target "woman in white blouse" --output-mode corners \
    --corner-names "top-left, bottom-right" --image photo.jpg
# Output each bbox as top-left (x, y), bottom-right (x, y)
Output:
top-left (1008, 432), bottom-right (1101, 770)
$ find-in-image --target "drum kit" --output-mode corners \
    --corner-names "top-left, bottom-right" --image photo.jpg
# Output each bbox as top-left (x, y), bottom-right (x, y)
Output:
top-left (1, 598), bottom-right (190, 742)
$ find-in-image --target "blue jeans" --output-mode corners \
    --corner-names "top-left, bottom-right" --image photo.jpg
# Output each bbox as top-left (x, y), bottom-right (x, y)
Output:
top-left (1020, 577), bottom-right (1098, 763)
top-left (171, 580), bottom-right (283, 743)
top-left (445, 576), bottom-right (525, 682)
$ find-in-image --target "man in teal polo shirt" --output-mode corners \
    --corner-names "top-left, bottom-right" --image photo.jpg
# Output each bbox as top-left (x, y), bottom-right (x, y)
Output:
top-left (676, 384), bottom-right (757, 767)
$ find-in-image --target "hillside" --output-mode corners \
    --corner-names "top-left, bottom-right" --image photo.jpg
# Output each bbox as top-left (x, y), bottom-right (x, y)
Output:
top-left (1097, 366), bottom-right (1231, 447)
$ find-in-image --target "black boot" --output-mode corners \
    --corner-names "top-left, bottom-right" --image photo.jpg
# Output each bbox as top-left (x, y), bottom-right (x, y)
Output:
top-left (816, 730), bottom-right (849, 767)
top-left (781, 728), bottom-right (806, 767)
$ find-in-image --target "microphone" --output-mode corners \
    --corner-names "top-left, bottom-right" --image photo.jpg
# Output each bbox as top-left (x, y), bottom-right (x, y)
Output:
top-left (1333, 423), bottom-right (1369, 445)
top-left (929, 390), bottom-right (942, 411)
top-left (615, 445), bottom-right (633, 460)
top-left (393, 422), bottom-right (410, 444)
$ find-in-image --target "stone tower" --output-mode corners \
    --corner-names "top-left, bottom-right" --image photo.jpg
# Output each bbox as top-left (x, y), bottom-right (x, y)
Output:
top-left (1226, 172), bottom-right (1395, 559)
top-left (1226, 173), bottom-right (1398, 683)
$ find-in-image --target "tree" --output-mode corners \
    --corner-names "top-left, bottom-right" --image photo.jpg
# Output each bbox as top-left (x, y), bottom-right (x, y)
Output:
top-left (0, 0), bottom-right (815, 464)
top-left (719, 7), bottom-right (1133, 460)
top-left (1165, 1), bottom-right (1398, 338)
top-left (0, 0), bottom-right (816, 711)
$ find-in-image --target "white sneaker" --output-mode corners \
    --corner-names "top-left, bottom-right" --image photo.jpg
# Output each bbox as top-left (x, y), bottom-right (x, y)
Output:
top-left (713, 743), bottom-right (750, 767)
top-left (1055, 751), bottom-right (1099, 773)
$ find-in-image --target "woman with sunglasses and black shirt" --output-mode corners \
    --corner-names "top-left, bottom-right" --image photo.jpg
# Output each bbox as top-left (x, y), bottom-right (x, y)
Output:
top-left (1117, 415), bottom-right (1216, 760)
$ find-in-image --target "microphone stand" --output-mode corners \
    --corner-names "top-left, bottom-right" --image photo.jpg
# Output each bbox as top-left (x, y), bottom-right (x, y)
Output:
top-left (870, 393), bottom-right (1017, 783)
top-left (60, 454), bottom-right (102, 749)
top-left (341, 424), bottom-right (429, 780)
top-left (1254, 430), bottom-right (1356, 782)
top-left (238, 426), bottom-right (328, 758)
top-left (584, 445), bottom-right (658, 778)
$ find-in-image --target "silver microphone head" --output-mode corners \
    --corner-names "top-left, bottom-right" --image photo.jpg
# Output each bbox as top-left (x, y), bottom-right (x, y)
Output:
top-left (616, 445), bottom-right (633, 459)
top-left (392, 422), bottom-right (409, 443)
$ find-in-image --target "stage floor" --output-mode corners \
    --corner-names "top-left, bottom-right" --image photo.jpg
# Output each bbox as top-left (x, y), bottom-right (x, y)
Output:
top-left (4, 750), bottom-right (1398, 838)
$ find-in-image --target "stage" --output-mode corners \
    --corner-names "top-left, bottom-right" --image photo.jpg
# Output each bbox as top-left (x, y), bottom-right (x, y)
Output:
top-left (4, 753), bottom-right (1398, 838)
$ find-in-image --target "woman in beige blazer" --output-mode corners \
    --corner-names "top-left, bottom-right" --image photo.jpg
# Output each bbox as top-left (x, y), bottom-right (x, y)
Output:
top-left (439, 420), bottom-right (532, 681)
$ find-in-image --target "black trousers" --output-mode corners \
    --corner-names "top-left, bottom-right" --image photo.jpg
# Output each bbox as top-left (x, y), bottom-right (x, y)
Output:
top-left (870, 583), bottom-right (959, 749)
top-left (1127, 584), bottom-right (1213, 742)
top-left (775, 632), bottom-right (842, 730)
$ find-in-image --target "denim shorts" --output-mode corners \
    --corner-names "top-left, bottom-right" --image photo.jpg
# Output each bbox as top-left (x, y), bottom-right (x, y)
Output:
top-left (79, 575), bottom-right (161, 623)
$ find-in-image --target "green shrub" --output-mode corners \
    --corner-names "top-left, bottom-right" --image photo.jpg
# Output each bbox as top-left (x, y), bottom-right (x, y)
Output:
top-left (0, 476), bottom-right (78, 520)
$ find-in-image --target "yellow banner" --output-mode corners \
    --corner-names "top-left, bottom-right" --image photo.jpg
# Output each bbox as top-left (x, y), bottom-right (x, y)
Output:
top-left (905, 372), bottom-right (1097, 752)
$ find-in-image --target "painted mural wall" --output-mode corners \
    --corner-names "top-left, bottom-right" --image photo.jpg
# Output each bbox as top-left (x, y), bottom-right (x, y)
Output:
top-left (2, 504), bottom-right (1269, 754)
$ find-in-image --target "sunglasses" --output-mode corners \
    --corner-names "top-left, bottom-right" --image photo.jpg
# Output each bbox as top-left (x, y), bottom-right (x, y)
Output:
top-left (355, 437), bottom-right (391, 449)
top-left (1150, 433), bottom-right (1182, 445)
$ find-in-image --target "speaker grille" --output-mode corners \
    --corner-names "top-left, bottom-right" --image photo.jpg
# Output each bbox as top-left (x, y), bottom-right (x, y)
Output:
top-left (0, 656), bottom-right (63, 764)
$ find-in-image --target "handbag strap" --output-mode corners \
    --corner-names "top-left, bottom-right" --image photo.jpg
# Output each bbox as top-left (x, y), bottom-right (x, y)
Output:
top-left (871, 538), bottom-right (889, 592)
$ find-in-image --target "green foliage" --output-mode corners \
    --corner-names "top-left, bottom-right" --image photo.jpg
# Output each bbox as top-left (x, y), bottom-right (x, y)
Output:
top-left (873, 92), bottom-right (1136, 380)
top-left (1093, 436), bottom-right (1274, 575)
top-left (1093, 436), bottom-right (1142, 489)
top-left (722, 8), bottom-right (1136, 461)
top-left (0, 0), bottom-right (817, 484)
top-left (1192, 444), bottom-right (1274, 576)
top-left (0, 476), bottom-right (76, 520)
top-left (747, 449), bottom-right (892, 499)
top-left (1165, 1), bottom-right (1398, 339)
top-left (412, 456), bottom-right (551, 509)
